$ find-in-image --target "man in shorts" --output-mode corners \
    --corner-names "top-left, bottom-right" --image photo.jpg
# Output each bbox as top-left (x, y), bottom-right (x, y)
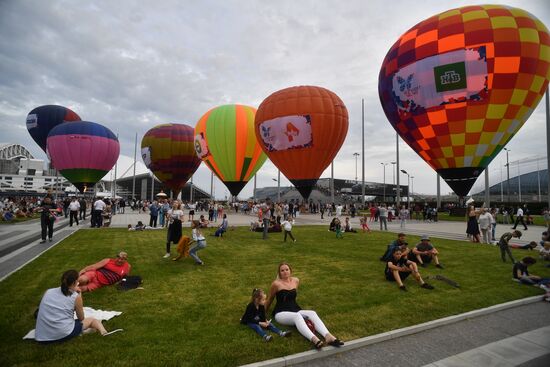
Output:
top-left (77, 252), bottom-right (131, 292)
top-left (408, 235), bottom-right (443, 269)
top-left (385, 248), bottom-right (434, 291)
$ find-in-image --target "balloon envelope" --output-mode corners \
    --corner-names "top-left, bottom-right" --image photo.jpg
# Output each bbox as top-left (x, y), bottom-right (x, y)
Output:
top-left (255, 86), bottom-right (348, 199)
top-left (141, 123), bottom-right (201, 194)
top-left (378, 5), bottom-right (550, 196)
top-left (26, 105), bottom-right (81, 153)
top-left (194, 104), bottom-right (267, 196)
top-left (47, 121), bottom-right (120, 192)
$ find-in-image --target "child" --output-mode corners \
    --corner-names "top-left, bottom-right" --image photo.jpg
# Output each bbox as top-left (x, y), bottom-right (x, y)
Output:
top-left (281, 218), bottom-right (296, 242)
top-left (335, 218), bottom-right (343, 238)
top-left (360, 214), bottom-right (371, 233)
top-left (190, 220), bottom-right (207, 265)
top-left (513, 257), bottom-right (550, 290)
top-left (241, 288), bottom-right (291, 342)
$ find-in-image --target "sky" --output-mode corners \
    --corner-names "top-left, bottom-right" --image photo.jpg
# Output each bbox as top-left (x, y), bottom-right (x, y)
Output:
top-left (0, 0), bottom-right (549, 200)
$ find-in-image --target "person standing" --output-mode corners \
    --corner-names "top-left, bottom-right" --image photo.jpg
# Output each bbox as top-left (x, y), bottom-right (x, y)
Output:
top-left (490, 208), bottom-right (497, 242)
top-left (68, 197), bottom-right (80, 227)
top-left (262, 202), bottom-right (270, 240)
top-left (399, 205), bottom-right (409, 229)
top-left (148, 201), bottom-right (159, 228)
top-left (498, 230), bottom-right (521, 263)
top-left (78, 197), bottom-right (87, 220)
top-left (91, 198), bottom-right (106, 228)
top-left (62, 197), bottom-right (71, 218)
top-left (466, 205), bottom-right (481, 243)
top-left (39, 196), bottom-right (56, 243)
top-left (164, 202), bottom-right (183, 258)
top-left (379, 204), bottom-right (388, 231)
top-left (512, 205), bottom-right (528, 231)
top-left (478, 208), bottom-right (492, 244)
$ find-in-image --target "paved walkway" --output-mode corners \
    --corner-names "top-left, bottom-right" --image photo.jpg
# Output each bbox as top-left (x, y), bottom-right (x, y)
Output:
top-left (1, 210), bottom-right (548, 367)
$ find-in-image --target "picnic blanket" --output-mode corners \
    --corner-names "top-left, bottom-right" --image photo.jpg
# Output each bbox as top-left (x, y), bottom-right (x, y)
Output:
top-left (23, 307), bottom-right (122, 340)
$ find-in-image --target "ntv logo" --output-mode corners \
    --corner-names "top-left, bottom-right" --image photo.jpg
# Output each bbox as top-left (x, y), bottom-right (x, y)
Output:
top-left (440, 70), bottom-right (461, 85)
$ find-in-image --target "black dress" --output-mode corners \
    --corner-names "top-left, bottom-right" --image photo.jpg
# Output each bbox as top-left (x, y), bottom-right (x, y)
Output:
top-left (272, 289), bottom-right (301, 317)
top-left (466, 215), bottom-right (480, 236)
top-left (167, 218), bottom-right (182, 244)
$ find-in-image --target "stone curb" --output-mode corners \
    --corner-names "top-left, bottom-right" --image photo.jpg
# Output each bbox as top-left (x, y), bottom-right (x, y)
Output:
top-left (239, 295), bottom-right (544, 367)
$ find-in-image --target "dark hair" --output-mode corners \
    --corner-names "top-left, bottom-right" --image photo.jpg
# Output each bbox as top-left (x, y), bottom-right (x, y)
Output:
top-left (61, 270), bottom-right (79, 296)
top-left (398, 233), bottom-right (405, 238)
top-left (529, 241), bottom-right (537, 249)
top-left (522, 257), bottom-right (536, 265)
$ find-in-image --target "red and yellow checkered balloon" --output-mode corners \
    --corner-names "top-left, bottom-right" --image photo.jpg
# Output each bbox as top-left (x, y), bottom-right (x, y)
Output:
top-left (378, 5), bottom-right (550, 196)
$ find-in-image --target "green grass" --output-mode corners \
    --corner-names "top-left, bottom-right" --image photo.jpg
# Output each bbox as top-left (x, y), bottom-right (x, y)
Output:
top-left (0, 226), bottom-right (548, 366)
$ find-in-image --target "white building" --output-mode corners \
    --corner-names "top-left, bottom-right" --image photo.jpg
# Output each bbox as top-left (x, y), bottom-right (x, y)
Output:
top-left (0, 143), bottom-right (70, 194)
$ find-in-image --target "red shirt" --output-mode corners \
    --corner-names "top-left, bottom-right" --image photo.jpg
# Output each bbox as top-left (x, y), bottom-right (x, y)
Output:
top-left (97, 259), bottom-right (130, 285)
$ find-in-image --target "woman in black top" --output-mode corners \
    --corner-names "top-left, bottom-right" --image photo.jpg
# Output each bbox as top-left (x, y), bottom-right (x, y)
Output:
top-left (264, 262), bottom-right (343, 349)
top-left (39, 196), bottom-right (56, 243)
top-left (240, 288), bottom-right (290, 342)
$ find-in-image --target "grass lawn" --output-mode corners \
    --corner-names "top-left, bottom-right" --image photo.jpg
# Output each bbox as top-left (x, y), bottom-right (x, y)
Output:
top-left (0, 226), bottom-right (548, 366)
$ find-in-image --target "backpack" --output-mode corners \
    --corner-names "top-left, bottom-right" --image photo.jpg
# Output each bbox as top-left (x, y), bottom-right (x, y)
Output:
top-left (117, 276), bottom-right (143, 291)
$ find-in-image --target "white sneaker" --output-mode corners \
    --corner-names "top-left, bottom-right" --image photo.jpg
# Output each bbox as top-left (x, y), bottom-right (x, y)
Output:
top-left (163, 253), bottom-right (171, 258)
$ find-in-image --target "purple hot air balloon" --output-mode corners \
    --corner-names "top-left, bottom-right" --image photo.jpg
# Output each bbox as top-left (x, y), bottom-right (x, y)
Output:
top-left (26, 105), bottom-right (81, 152)
top-left (46, 121), bottom-right (120, 192)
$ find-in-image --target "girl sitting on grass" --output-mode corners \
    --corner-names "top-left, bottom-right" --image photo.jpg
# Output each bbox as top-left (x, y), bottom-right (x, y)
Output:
top-left (240, 288), bottom-right (291, 342)
top-left (190, 220), bottom-right (207, 265)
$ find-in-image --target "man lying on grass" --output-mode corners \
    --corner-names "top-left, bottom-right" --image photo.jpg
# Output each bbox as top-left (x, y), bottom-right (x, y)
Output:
top-left (77, 251), bottom-right (131, 292)
top-left (385, 248), bottom-right (434, 292)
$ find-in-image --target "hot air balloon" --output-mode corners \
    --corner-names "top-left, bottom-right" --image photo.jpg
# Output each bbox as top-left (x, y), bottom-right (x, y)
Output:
top-left (194, 104), bottom-right (267, 197)
top-left (26, 105), bottom-right (81, 152)
top-left (254, 86), bottom-right (349, 199)
top-left (46, 121), bottom-right (120, 192)
top-left (141, 123), bottom-right (201, 195)
top-left (378, 5), bottom-right (550, 197)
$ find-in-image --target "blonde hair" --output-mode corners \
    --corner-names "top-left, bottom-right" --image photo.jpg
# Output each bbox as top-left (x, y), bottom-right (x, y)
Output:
top-left (276, 262), bottom-right (292, 280)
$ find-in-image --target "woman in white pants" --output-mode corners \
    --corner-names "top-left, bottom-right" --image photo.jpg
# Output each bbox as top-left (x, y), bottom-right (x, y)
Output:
top-left (264, 262), bottom-right (344, 349)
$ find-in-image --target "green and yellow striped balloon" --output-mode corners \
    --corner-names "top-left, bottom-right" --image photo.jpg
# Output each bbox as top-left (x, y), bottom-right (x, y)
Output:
top-left (194, 104), bottom-right (267, 196)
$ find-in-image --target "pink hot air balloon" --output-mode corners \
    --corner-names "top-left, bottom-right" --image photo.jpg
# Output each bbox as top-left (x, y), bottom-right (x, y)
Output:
top-left (46, 121), bottom-right (120, 192)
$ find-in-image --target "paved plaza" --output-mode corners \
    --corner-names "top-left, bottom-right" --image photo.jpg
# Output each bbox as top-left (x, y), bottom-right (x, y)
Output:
top-left (1, 210), bottom-right (548, 366)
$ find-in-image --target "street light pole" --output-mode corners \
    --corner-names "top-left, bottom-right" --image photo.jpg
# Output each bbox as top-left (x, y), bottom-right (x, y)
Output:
top-left (391, 161), bottom-right (396, 202)
top-left (410, 176), bottom-right (414, 198)
top-left (396, 133), bottom-right (400, 205)
top-left (381, 162), bottom-right (388, 203)
top-left (504, 147), bottom-right (511, 203)
top-left (517, 159), bottom-right (522, 203)
top-left (277, 169), bottom-right (281, 202)
top-left (401, 169), bottom-right (410, 209)
top-left (353, 153), bottom-right (359, 183)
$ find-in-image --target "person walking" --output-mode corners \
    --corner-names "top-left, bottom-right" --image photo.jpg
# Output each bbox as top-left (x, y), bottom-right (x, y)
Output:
top-left (148, 201), bottom-right (159, 228)
top-left (478, 208), bottom-right (492, 244)
top-left (399, 205), bottom-right (409, 229)
top-left (78, 197), bottom-right (87, 220)
top-left (512, 205), bottom-right (528, 231)
top-left (39, 196), bottom-right (56, 243)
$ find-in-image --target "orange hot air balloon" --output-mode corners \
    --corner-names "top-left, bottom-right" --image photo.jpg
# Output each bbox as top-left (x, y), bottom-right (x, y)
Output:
top-left (378, 5), bottom-right (550, 197)
top-left (255, 86), bottom-right (349, 199)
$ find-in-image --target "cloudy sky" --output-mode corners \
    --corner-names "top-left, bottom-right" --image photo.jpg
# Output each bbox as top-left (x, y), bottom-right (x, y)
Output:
top-left (1, 0), bottom-right (548, 199)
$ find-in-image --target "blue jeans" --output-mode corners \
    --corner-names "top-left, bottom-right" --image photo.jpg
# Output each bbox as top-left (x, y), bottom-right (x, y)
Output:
top-left (491, 223), bottom-right (496, 241)
top-left (190, 240), bottom-right (206, 264)
top-left (247, 322), bottom-right (282, 338)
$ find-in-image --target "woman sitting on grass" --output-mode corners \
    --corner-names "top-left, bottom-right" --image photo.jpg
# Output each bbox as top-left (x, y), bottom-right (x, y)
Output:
top-left (240, 288), bottom-right (291, 342)
top-left (264, 262), bottom-right (344, 349)
top-left (35, 270), bottom-right (121, 343)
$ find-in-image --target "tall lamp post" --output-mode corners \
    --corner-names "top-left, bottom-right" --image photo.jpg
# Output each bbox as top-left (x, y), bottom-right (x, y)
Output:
top-left (391, 161), bottom-right (396, 202)
top-left (410, 176), bottom-right (415, 199)
top-left (353, 153), bottom-right (360, 183)
top-left (381, 162), bottom-right (389, 203)
top-left (504, 147), bottom-right (511, 203)
top-left (401, 169), bottom-right (410, 209)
